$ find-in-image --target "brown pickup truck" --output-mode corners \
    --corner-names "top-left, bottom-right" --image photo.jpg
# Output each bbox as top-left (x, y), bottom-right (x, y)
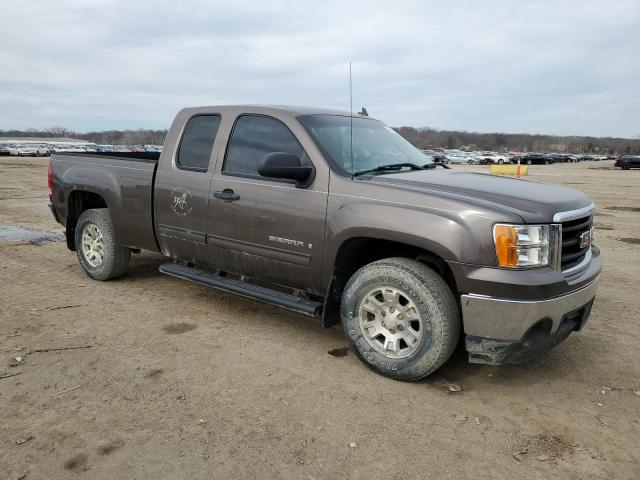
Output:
top-left (48, 105), bottom-right (601, 380)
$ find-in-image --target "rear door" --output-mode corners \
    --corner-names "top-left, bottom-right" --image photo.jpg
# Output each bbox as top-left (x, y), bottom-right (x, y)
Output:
top-left (207, 111), bottom-right (329, 293)
top-left (155, 113), bottom-right (223, 262)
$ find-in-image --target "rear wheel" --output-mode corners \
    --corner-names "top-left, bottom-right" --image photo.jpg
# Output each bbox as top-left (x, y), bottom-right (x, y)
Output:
top-left (75, 208), bottom-right (130, 280)
top-left (341, 258), bottom-right (460, 381)
top-left (622, 163), bottom-right (630, 170)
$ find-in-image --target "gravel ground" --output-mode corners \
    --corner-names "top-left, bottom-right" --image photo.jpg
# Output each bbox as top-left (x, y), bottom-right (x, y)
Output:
top-left (0, 157), bottom-right (639, 479)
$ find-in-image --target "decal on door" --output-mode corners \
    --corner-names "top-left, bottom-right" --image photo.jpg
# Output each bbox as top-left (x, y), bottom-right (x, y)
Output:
top-left (170, 187), bottom-right (193, 217)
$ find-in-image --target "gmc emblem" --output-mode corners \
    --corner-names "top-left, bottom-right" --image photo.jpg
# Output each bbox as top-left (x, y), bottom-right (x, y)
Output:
top-left (579, 228), bottom-right (594, 249)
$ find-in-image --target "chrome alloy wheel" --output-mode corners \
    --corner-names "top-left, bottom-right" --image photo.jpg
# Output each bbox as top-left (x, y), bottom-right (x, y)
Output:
top-left (81, 223), bottom-right (105, 267)
top-left (358, 286), bottom-right (424, 359)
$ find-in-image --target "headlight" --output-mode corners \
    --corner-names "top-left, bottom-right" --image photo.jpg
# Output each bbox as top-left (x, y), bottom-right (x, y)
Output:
top-left (493, 224), bottom-right (551, 268)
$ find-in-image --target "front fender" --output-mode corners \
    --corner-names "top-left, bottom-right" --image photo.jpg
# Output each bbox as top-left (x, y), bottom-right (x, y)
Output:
top-left (322, 200), bottom-right (497, 286)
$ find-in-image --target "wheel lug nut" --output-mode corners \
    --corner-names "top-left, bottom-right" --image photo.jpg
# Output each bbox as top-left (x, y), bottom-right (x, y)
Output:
top-left (389, 307), bottom-right (395, 313)
top-left (397, 314), bottom-right (403, 320)
top-left (397, 325), bottom-right (404, 331)
top-left (389, 329), bottom-right (396, 334)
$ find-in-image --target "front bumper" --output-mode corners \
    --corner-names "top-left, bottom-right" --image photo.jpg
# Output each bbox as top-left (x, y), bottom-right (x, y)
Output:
top-left (461, 276), bottom-right (599, 365)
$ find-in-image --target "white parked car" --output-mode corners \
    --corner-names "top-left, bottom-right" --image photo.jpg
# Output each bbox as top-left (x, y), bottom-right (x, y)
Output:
top-left (33, 145), bottom-right (50, 156)
top-left (10, 144), bottom-right (42, 156)
top-left (6, 144), bottom-right (20, 156)
top-left (51, 145), bottom-right (87, 153)
top-left (479, 152), bottom-right (509, 164)
top-left (445, 151), bottom-right (481, 164)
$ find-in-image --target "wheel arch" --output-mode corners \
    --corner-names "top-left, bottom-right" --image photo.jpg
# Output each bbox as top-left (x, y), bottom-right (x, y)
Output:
top-left (65, 190), bottom-right (108, 250)
top-left (321, 235), bottom-right (459, 327)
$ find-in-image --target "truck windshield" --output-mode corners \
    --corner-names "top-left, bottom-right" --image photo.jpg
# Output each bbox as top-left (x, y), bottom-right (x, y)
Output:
top-left (298, 114), bottom-right (433, 176)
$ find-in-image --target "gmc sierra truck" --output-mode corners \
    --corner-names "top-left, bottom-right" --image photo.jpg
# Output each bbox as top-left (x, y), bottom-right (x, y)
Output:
top-left (48, 105), bottom-right (601, 381)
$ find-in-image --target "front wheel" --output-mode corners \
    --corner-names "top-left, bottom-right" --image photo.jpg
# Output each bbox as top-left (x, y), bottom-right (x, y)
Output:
top-left (341, 258), bottom-right (460, 381)
top-left (75, 208), bottom-right (130, 280)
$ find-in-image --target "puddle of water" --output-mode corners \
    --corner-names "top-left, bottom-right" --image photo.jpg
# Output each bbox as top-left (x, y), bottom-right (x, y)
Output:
top-left (618, 238), bottom-right (640, 245)
top-left (606, 206), bottom-right (640, 213)
top-left (328, 346), bottom-right (349, 357)
top-left (162, 322), bottom-right (197, 334)
top-left (0, 224), bottom-right (65, 245)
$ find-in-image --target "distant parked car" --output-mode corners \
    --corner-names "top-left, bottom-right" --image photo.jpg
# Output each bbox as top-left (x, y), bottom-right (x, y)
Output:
top-left (51, 145), bottom-right (87, 153)
top-left (0, 144), bottom-right (12, 156)
top-left (443, 150), bottom-right (479, 164)
top-left (11, 144), bottom-right (40, 156)
top-left (479, 152), bottom-right (509, 164)
top-left (96, 145), bottom-right (115, 153)
top-left (32, 144), bottom-right (50, 156)
top-left (521, 153), bottom-right (552, 165)
top-left (6, 145), bottom-right (20, 156)
top-left (614, 154), bottom-right (640, 170)
top-left (549, 153), bottom-right (570, 163)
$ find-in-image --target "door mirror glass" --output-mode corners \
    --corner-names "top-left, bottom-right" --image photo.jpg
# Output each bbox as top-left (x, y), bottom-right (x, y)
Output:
top-left (258, 152), bottom-right (313, 184)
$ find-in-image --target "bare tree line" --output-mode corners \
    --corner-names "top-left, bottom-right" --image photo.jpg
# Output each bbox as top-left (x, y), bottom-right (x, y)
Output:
top-left (393, 126), bottom-right (640, 154)
top-left (2, 126), bottom-right (639, 154)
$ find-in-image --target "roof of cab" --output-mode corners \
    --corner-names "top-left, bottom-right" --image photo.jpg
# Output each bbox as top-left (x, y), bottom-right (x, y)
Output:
top-left (178, 104), bottom-right (374, 119)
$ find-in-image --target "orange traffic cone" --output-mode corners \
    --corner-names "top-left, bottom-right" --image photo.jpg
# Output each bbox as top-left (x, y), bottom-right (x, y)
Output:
top-left (516, 157), bottom-right (521, 178)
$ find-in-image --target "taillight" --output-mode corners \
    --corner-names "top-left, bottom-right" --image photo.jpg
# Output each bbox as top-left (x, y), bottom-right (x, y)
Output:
top-left (47, 162), bottom-right (53, 199)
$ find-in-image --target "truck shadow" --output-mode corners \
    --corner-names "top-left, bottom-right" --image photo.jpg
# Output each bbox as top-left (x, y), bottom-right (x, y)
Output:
top-left (123, 255), bottom-right (595, 388)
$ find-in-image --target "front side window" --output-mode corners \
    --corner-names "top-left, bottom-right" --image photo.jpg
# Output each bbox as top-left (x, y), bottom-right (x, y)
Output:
top-left (176, 115), bottom-right (221, 172)
top-left (223, 115), bottom-right (306, 177)
top-left (298, 114), bottom-right (433, 176)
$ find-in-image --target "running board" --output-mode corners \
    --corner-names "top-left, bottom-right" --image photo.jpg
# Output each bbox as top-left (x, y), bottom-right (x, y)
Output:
top-left (159, 263), bottom-right (322, 317)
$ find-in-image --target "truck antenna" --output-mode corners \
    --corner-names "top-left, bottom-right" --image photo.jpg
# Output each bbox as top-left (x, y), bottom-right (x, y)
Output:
top-left (350, 61), bottom-right (354, 180)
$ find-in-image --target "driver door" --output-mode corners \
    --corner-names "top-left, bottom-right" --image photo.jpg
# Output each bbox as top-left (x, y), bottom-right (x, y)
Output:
top-left (207, 112), bottom-right (328, 293)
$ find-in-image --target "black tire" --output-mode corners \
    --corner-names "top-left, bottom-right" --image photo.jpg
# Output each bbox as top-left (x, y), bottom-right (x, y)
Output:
top-left (526, 159), bottom-right (532, 165)
top-left (341, 258), bottom-right (460, 381)
top-left (75, 208), bottom-right (130, 281)
top-left (622, 163), bottom-right (630, 170)
top-left (498, 159), bottom-right (504, 165)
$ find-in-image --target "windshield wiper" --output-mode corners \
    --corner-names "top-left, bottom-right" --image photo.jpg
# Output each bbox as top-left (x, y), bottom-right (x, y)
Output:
top-left (423, 161), bottom-right (450, 169)
top-left (353, 162), bottom-right (425, 177)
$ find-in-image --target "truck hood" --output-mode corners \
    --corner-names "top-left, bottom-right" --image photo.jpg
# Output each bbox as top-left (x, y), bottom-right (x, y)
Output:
top-left (365, 170), bottom-right (592, 223)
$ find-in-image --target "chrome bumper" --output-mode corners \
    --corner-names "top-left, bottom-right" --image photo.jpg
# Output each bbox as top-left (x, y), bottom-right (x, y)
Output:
top-left (461, 276), bottom-right (599, 341)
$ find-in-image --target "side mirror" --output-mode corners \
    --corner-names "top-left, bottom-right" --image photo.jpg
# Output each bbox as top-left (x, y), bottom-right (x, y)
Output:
top-left (258, 152), bottom-right (313, 186)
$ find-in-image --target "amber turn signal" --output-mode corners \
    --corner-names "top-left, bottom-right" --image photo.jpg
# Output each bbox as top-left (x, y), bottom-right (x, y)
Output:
top-left (494, 225), bottom-right (519, 267)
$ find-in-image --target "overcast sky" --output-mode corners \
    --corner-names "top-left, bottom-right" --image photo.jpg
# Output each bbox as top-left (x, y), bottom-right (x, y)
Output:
top-left (1, 0), bottom-right (638, 137)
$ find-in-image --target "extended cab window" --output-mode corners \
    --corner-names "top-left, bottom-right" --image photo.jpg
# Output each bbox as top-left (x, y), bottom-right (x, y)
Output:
top-left (223, 115), bottom-right (305, 177)
top-left (176, 115), bottom-right (221, 172)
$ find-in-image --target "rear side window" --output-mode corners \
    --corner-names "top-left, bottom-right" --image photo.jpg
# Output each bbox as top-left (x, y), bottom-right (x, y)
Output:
top-left (223, 115), bottom-right (305, 177)
top-left (176, 115), bottom-right (221, 172)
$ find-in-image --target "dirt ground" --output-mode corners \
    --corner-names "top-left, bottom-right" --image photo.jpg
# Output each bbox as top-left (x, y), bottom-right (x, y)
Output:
top-left (0, 157), bottom-right (639, 480)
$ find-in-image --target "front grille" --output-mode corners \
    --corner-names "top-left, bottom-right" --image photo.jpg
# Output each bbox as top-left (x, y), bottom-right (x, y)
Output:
top-left (561, 215), bottom-right (593, 271)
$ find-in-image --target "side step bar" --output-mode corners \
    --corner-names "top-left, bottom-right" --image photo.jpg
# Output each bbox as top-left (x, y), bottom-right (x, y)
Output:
top-left (159, 263), bottom-right (322, 317)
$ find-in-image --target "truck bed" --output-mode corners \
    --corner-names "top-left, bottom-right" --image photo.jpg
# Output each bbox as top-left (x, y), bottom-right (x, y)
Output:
top-left (50, 152), bottom-right (159, 251)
